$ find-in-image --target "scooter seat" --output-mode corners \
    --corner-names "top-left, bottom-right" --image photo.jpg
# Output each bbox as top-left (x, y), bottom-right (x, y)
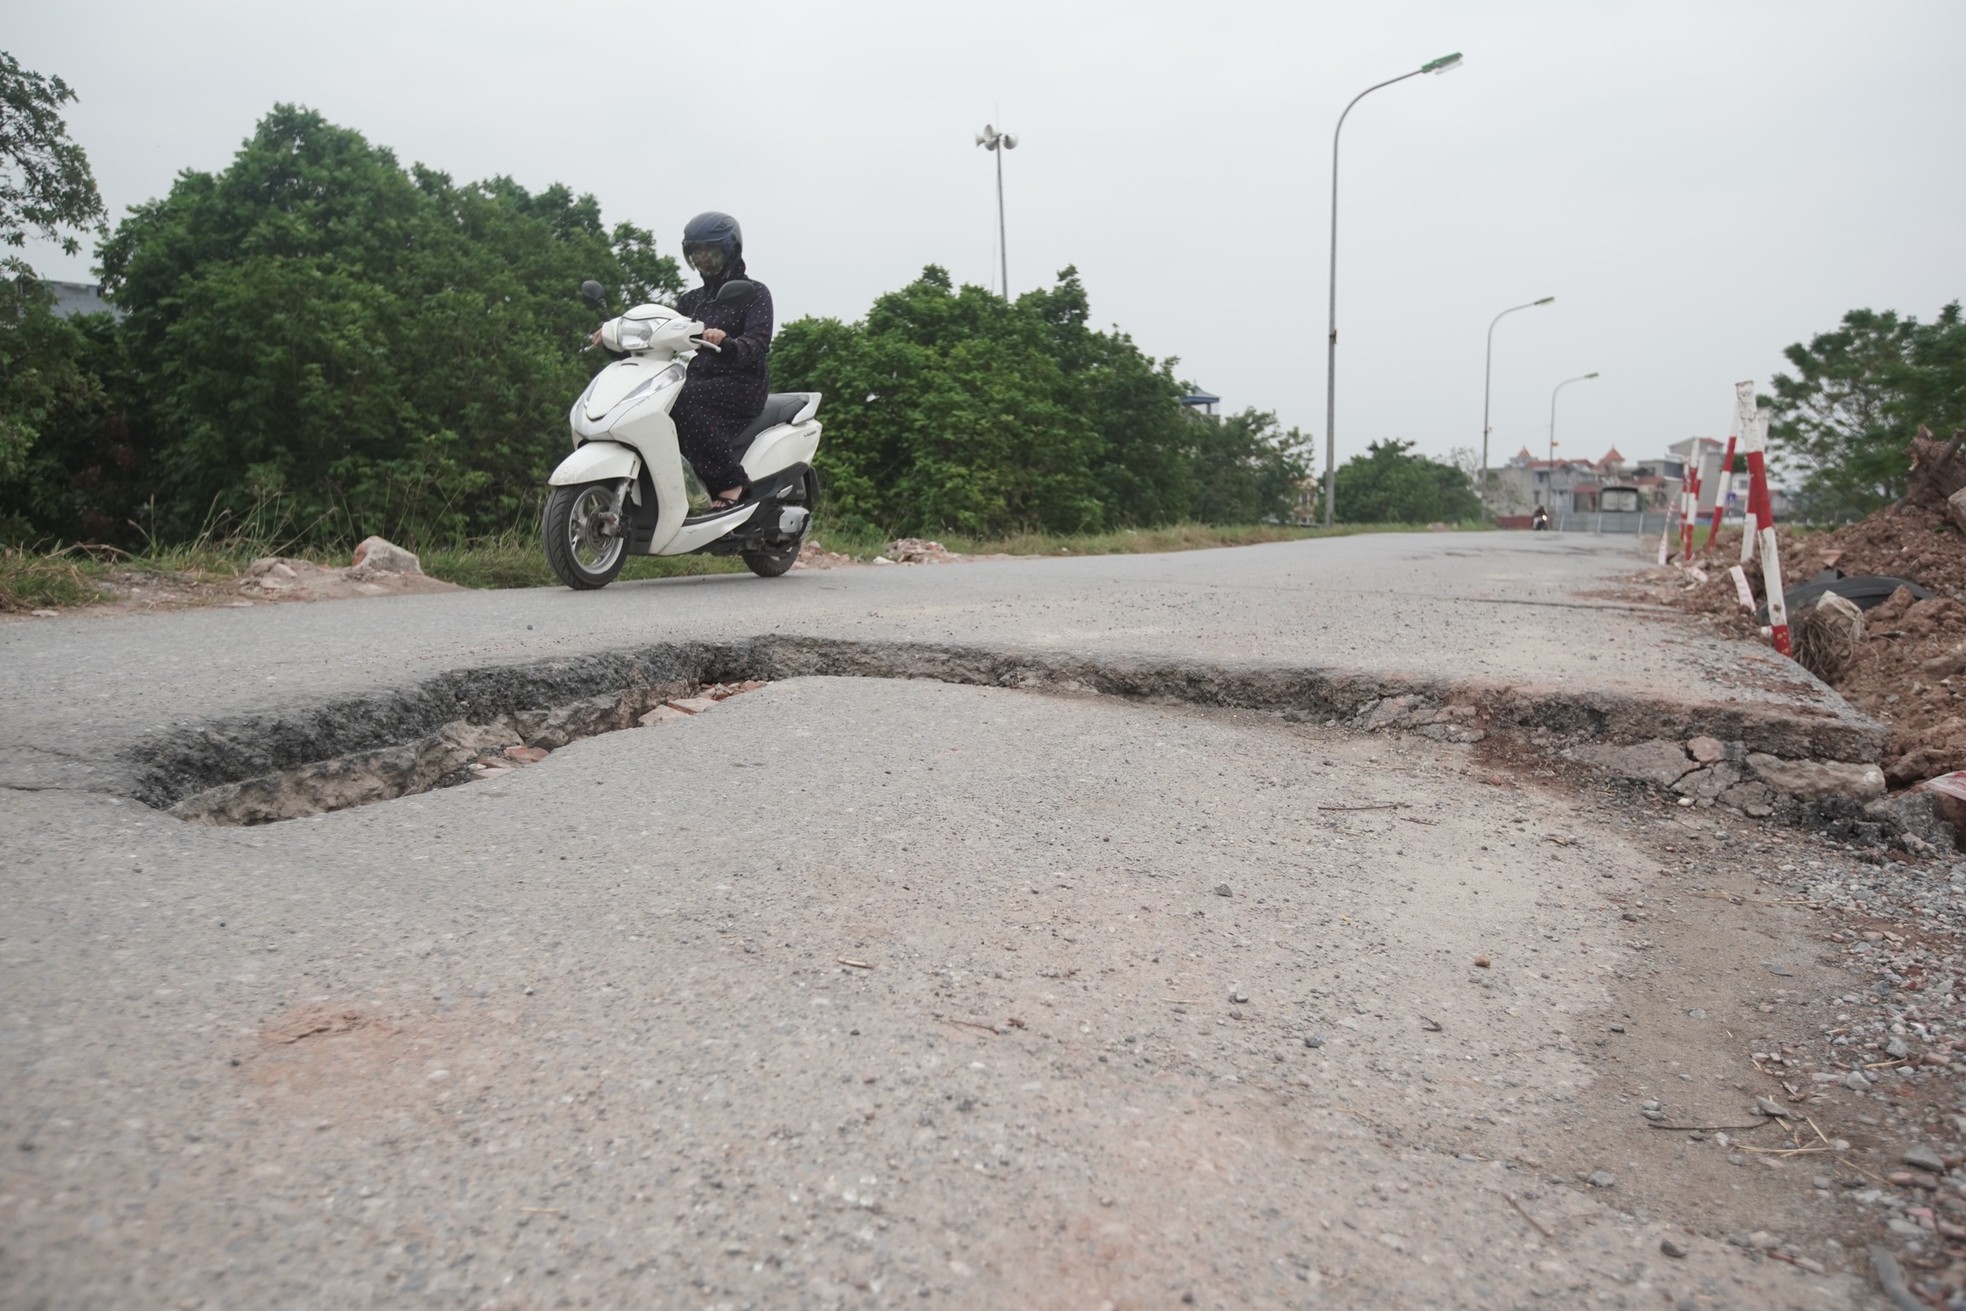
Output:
top-left (733, 394), bottom-right (809, 447)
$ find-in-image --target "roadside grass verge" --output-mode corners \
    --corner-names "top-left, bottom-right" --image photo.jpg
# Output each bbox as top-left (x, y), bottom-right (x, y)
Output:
top-left (3, 517), bottom-right (1492, 611)
top-left (0, 546), bottom-right (112, 611)
top-left (931, 520), bottom-right (1488, 558)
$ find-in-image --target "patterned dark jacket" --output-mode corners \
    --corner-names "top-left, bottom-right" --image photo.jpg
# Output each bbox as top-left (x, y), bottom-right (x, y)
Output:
top-left (675, 258), bottom-right (773, 424)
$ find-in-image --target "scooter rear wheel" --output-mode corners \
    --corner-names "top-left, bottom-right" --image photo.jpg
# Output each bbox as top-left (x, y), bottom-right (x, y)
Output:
top-left (543, 481), bottom-right (628, 589)
top-left (742, 469), bottom-right (819, 578)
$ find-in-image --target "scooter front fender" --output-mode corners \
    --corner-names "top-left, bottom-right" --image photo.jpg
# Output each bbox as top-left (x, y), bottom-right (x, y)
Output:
top-left (548, 442), bottom-right (641, 487)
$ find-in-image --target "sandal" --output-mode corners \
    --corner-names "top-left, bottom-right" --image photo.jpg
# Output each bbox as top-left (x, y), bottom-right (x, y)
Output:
top-left (706, 494), bottom-right (745, 512)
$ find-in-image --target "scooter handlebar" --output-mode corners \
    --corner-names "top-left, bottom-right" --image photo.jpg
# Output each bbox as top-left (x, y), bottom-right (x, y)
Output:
top-left (691, 337), bottom-right (723, 353)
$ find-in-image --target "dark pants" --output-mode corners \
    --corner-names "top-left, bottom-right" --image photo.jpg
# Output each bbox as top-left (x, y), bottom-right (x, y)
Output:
top-left (672, 376), bottom-right (764, 493)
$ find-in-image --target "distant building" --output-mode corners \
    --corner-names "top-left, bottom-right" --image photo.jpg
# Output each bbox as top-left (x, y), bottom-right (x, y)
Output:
top-left (42, 280), bottom-right (117, 319)
top-left (1488, 444), bottom-right (1635, 515)
top-left (1486, 432), bottom-right (1798, 525)
top-left (1178, 388), bottom-right (1221, 417)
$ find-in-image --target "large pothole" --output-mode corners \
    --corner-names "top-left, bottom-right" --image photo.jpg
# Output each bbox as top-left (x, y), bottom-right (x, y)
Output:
top-left (128, 635), bottom-right (1892, 829)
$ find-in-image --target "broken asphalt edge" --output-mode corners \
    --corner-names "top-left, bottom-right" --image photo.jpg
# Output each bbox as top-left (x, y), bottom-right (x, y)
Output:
top-left (93, 634), bottom-right (1886, 813)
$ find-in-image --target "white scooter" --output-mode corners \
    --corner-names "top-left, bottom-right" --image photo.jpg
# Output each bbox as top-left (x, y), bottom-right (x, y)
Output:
top-left (540, 278), bottom-right (822, 589)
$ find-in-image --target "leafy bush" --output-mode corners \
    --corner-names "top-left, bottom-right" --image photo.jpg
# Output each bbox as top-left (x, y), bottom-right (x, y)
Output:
top-left (774, 266), bottom-right (1309, 537)
top-left (1332, 439), bottom-right (1481, 524)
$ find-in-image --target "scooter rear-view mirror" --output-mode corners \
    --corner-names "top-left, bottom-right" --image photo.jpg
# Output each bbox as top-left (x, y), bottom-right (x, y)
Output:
top-left (715, 279), bottom-right (756, 307)
top-left (579, 280), bottom-right (608, 310)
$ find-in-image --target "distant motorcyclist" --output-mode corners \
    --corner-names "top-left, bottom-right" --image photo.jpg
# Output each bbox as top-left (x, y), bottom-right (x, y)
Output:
top-left (1531, 505), bottom-right (1550, 531)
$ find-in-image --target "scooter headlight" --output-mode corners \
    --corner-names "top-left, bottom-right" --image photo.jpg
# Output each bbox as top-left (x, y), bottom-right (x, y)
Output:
top-left (618, 364), bottom-right (684, 407)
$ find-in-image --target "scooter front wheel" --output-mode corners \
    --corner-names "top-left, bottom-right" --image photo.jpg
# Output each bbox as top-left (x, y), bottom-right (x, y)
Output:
top-left (543, 481), bottom-right (628, 589)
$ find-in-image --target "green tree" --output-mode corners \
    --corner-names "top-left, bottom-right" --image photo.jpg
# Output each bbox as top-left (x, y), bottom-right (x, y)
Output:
top-left (88, 105), bottom-right (682, 544)
top-left (773, 265), bottom-right (1282, 537)
top-left (1765, 302), bottom-right (1966, 520)
top-left (0, 51), bottom-right (106, 275)
top-left (1332, 439), bottom-right (1481, 524)
top-left (1187, 408), bottom-right (1311, 524)
top-left (0, 52), bottom-right (109, 510)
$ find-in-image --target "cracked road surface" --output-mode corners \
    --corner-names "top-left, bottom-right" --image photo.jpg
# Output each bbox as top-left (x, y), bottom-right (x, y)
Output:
top-left (0, 535), bottom-right (1884, 1307)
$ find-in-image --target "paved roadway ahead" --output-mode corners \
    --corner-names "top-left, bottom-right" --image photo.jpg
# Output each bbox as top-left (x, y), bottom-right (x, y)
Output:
top-left (1, 533), bottom-right (1868, 1308)
top-left (1, 532), bottom-right (1869, 800)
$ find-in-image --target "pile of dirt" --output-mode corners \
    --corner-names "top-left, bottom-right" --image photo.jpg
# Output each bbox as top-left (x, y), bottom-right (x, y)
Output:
top-left (1659, 490), bottom-right (1965, 788)
top-left (236, 552), bottom-right (461, 603)
top-left (792, 539), bottom-right (858, 570)
top-left (884, 537), bottom-right (960, 564)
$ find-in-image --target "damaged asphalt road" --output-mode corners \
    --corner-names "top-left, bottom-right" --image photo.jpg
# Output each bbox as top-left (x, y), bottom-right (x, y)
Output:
top-left (0, 532), bottom-right (1929, 1307)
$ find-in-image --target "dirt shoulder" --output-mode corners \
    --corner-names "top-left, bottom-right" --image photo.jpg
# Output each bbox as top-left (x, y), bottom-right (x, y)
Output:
top-left (1534, 754), bottom-right (1966, 1305)
top-left (1646, 499), bottom-right (1966, 789)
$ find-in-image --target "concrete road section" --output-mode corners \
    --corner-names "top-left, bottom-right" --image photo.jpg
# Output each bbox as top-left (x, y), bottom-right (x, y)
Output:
top-left (0, 534), bottom-right (1880, 806)
top-left (1, 678), bottom-right (1859, 1308)
top-left (0, 534), bottom-right (1896, 1307)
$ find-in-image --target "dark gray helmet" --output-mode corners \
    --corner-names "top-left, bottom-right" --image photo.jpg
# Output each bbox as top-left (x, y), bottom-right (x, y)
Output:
top-left (682, 211), bottom-right (741, 275)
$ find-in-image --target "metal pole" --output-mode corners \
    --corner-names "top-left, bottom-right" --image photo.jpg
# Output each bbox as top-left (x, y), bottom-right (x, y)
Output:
top-left (995, 144), bottom-right (1008, 299)
top-left (1481, 297), bottom-right (1553, 507)
top-left (1547, 372), bottom-right (1598, 516)
top-left (1324, 69), bottom-right (1428, 526)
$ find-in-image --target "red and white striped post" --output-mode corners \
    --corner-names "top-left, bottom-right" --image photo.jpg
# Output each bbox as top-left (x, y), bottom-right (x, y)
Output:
top-left (1762, 534), bottom-right (1791, 655)
top-left (1746, 408), bottom-right (1789, 654)
top-left (1736, 380), bottom-right (1766, 564)
top-left (1680, 461), bottom-right (1699, 563)
top-left (1707, 433), bottom-right (1736, 553)
top-left (1657, 478), bottom-right (1678, 564)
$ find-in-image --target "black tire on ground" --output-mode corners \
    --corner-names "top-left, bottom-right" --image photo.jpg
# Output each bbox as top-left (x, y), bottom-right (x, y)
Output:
top-left (1766, 574), bottom-right (1932, 622)
top-left (741, 469), bottom-right (819, 578)
top-left (542, 480), bottom-right (628, 590)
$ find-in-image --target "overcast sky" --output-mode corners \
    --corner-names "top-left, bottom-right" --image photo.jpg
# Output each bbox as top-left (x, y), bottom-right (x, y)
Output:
top-left (14, 1), bottom-right (1966, 476)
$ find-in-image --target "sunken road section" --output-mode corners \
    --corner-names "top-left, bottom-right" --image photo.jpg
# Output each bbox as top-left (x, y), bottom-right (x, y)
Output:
top-left (129, 635), bottom-right (1889, 826)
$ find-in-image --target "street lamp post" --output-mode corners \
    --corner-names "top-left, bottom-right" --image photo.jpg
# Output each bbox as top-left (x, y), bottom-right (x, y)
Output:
top-left (1480, 296), bottom-right (1554, 506)
top-left (1323, 51), bottom-right (1463, 526)
top-left (975, 124), bottom-right (1019, 298)
top-left (1547, 371), bottom-right (1600, 515)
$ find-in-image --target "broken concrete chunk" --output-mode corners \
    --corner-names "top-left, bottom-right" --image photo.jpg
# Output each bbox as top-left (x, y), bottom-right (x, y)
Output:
top-left (1948, 485), bottom-right (1966, 535)
top-left (664, 696), bottom-right (720, 715)
top-left (1922, 641), bottom-right (1966, 679)
top-left (525, 691), bottom-right (638, 748)
top-left (637, 706), bottom-right (693, 727)
top-left (1686, 736), bottom-right (1727, 764)
top-left (246, 558), bottom-right (301, 585)
top-left (1718, 780), bottom-right (1776, 818)
top-left (348, 536), bottom-right (423, 578)
top-left (1566, 739), bottom-right (1695, 787)
top-left (1354, 694), bottom-right (1430, 732)
top-left (1745, 753), bottom-right (1886, 802)
top-left (1866, 791), bottom-right (1958, 853)
top-left (1672, 761), bottom-right (1743, 802)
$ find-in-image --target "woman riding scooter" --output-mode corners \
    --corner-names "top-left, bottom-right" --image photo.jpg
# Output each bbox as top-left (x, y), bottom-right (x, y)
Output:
top-left (672, 212), bottom-right (774, 511)
top-left (588, 211), bottom-right (773, 513)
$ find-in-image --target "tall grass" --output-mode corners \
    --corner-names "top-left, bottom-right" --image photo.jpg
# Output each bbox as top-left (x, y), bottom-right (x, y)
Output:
top-left (0, 546), bottom-right (111, 611)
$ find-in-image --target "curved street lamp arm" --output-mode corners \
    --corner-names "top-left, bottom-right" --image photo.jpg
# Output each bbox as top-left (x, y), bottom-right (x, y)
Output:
top-left (1327, 68), bottom-right (1426, 345)
top-left (1323, 67), bottom-right (1426, 526)
top-left (1320, 53), bottom-right (1463, 526)
top-left (1547, 371), bottom-right (1601, 469)
top-left (1480, 297), bottom-right (1556, 498)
